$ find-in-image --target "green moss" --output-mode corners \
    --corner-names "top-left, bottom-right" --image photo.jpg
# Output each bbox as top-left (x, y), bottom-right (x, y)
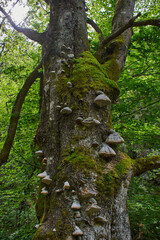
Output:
top-left (133, 155), bottom-right (160, 175)
top-left (103, 58), bottom-right (121, 82)
top-left (97, 153), bottom-right (132, 196)
top-left (33, 228), bottom-right (55, 240)
top-left (56, 51), bottom-right (120, 104)
top-left (63, 147), bottom-right (97, 171)
top-left (114, 34), bottom-right (125, 43)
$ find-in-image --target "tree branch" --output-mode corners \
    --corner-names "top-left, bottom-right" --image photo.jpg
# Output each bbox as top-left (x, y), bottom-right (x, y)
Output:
top-left (95, 12), bottom-right (160, 60)
top-left (95, 13), bottom-right (141, 58)
top-left (132, 155), bottom-right (160, 177)
top-left (0, 61), bottom-right (43, 167)
top-left (87, 17), bottom-right (104, 43)
top-left (0, 6), bottom-right (45, 44)
top-left (119, 100), bottom-right (160, 119)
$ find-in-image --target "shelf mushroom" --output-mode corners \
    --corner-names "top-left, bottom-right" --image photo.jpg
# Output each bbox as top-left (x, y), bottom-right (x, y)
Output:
top-left (99, 143), bottom-right (116, 158)
top-left (94, 94), bottom-right (111, 107)
top-left (106, 132), bottom-right (124, 145)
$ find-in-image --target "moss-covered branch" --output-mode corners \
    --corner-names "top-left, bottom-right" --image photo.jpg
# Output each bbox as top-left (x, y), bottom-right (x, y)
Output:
top-left (133, 155), bottom-right (160, 177)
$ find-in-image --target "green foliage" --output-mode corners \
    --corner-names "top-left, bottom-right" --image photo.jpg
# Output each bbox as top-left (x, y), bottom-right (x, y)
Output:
top-left (128, 173), bottom-right (160, 240)
top-left (112, 25), bottom-right (160, 158)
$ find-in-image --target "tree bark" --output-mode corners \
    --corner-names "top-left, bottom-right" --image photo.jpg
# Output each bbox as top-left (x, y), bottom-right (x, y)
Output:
top-left (31, 0), bottom-right (159, 239)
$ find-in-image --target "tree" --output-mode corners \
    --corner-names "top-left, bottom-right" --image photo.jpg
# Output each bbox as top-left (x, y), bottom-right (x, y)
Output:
top-left (0, 0), bottom-right (160, 239)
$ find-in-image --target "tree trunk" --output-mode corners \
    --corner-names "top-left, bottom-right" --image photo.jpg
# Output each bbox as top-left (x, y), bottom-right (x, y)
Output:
top-left (33, 1), bottom-right (132, 239)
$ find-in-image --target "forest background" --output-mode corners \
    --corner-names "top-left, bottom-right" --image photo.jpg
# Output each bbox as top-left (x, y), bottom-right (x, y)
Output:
top-left (0, 0), bottom-right (159, 239)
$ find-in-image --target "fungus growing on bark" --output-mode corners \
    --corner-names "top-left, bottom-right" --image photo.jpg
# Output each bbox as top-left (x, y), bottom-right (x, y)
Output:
top-left (37, 171), bottom-right (47, 178)
top-left (86, 204), bottom-right (101, 214)
top-left (60, 107), bottom-right (72, 114)
top-left (68, 53), bottom-right (74, 58)
top-left (72, 226), bottom-right (83, 236)
top-left (42, 175), bottom-right (52, 185)
top-left (76, 117), bottom-right (83, 124)
top-left (56, 105), bottom-right (61, 110)
top-left (71, 200), bottom-right (81, 210)
top-left (35, 150), bottom-right (43, 156)
top-left (82, 117), bottom-right (101, 127)
top-left (67, 82), bottom-right (72, 88)
top-left (63, 181), bottom-right (70, 190)
top-left (75, 211), bottom-right (81, 218)
top-left (94, 216), bottom-right (107, 224)
top-left (42, 157), bottom-right (47, 166)
top-left (106, 132), bottom-right (124, 145)
top-left (99, 143), bottom-right (116, 158)
top-left (80, 186), bottom-right (97, 198)
top-left (41, 187), bottom-right (48, 195)
top-left (55, 189), bottom-right (63, 193)
top-left (35, 224), bottom-right (40, 229)
top-left (94, 94), bottom-right (111, 107)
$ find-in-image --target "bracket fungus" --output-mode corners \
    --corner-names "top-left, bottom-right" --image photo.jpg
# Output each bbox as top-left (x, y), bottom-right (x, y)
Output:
top-left (86, 204), bottom-right (101, 214)
top-left (60, 107), bottom-right (72, 115)
top-left (76, 117), bottom-right (83, 124)
top-left (41, 187), bottom-right (48, 195)
top-left (72, 226), bottom-right (83, 236)
top-left (63, 181), bottom-right (70, 190)
top-left (80, 187), bottom-right (97, 198)
top-left (55, 189), bottom-right (63, 193)
top-left (42, 157), bottom-right (47, 166)
top-left (71, 200), bottom-right (82, 210)
top-left (68, 53), bottom-right (74, 59)
top-left (94, 216), bottom-right (107, 224)
top-left (106, 132), bottom-right (124, 145)
top-left (94, 94), bottom-right (111, 107)
top-left (37, 171), bottom-right (47, 178)
top-left (35, 150), bottom-right (43, 156)
top-left (67, 82), bottom-right (73, 88)
top-left (42, 175), bottom-right (52, 185)
top-left (82, 117), bottom-right (101, 127)
top-left (99, 143), bottom-right (116, 158)
top-left (56, 105), bottom-right (61, 110)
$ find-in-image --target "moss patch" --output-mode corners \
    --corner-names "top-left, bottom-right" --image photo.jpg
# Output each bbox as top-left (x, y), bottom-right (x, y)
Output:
top-left (56, 51), bottom-right (120, 104)
top-left (133, 155), bottom-right (160, 175)
top-left (97, 153), bottom-right (132, 196)
top-left (63, 146), bottom-right (98, 171)
top-left (103, 58), bottom-right (120, 82)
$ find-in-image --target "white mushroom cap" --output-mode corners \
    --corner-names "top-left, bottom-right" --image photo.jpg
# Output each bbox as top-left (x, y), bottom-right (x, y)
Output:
top-left (94, 94), bottom-right (111, 107)
top-left (37, 171), bottom-right (47, 178)
top-left (60, 107), bottom-right (72, 114)
top-left (99, 143), bottom-right (116, 158)
top-left (72, 226), bottom-right (83, 236)
top-left (41, 187), bottom-right (48, 195)
top-left (71, 201), bottom-right (81, 210)
top-left (35, 150), bottom-right (43, 156)
top-left (42, 175), bottom-right (52, 185)
top-left (106, 132), bottom-right (124, 145)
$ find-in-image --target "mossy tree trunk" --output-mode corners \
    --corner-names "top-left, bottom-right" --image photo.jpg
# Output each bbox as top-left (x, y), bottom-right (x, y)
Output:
top-left (33, 1), bottom-right (135, 240)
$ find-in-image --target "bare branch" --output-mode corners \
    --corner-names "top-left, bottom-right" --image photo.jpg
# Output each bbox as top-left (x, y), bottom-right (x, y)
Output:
top-left (133, 155), bottom-right (160, 177)
top-left (119, 100), bottom-right (160, 119)
top-left (0, 61), bottom-right (43, 167)
top-left (0, 6), bottom-right (45, 44)
top-left (133, 19), bottom-right (160, 28)
top-left (87, 17), bottom-right (104, 43)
